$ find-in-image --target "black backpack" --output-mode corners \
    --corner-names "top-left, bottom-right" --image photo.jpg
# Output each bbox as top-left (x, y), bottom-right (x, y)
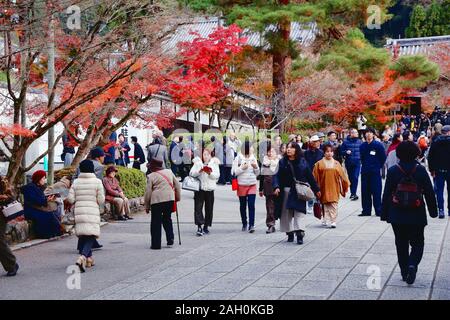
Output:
top-left (392, 164), bottom-right (423, 209)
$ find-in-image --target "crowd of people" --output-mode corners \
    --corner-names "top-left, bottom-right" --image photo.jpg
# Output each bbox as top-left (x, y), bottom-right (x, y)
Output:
top-left (1, 112), bottom-right (449, 286)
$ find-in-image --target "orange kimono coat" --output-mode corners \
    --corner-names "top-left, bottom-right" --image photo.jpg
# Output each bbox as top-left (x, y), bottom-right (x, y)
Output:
top-left (313, 159), bottom-right (350, 204)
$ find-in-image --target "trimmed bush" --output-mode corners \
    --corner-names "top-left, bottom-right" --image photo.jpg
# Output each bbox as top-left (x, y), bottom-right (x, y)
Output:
top-left (114, 166), bottom-right (147, 199)
top-left (54, 165), bottom-right (146, 199)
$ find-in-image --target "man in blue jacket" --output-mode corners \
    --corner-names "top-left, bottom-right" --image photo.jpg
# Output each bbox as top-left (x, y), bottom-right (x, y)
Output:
top-left (359, 128), bottom-right (387, 216)
top-left (341, 128), bottom-right (363, 201)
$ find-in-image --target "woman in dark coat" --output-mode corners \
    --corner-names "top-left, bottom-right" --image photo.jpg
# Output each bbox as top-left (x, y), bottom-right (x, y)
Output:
top-left (381, 141), bottom-right (438, 285)
top-left (273, 142), bottom-right (320, 244)
top-left (21, 170), bottom-right (62, 239)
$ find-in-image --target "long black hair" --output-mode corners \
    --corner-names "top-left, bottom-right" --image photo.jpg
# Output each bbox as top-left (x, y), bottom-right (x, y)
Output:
top-left (285, 142), bottom-right (303, 161)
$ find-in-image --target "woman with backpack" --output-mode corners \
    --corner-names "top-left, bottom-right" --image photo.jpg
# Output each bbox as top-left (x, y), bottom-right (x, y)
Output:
top-left (381, 141), bottom-right (438, 285)
top-left (273, 142), bottom-right (320, 244)
top-left (144, 159), bottom-right (181, 249)
top-left (232, 141), bottom-right (259, 233)
top-left (190, 148), bottom-right (220, 236)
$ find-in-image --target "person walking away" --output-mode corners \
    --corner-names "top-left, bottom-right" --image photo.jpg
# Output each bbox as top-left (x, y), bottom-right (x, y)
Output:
top-left (359, 128), bottom-right (387, 217)
top-left (147, 136), bottom-right (169, 171)
top-left (103, 166), bottom-right (133, 221)
top-left (0, 176), bottom-right (19, 276)
top-left (62, 125), bottom-right (79, 168)
top-left (417, 132), bottom-right (429, 162)
top-left (341, 128), bottom-right (363, 201)
top-left (259, 145), bottom-right (280, 233)
top-left (67, 160), bottom-right (105, 272)
top-left (273, 142), bottom-right (320, 244)
top-left (190, 148), bottom-right (219, 236)
top-left (381, 141), bottom-right (438, 284)
top-left (385, 133), bottom-right (403, 170)
top-left (21, 170), bottom-right (62, 239)
top-left (313, 145), bottom-right (349, 228)
top-left (116, 134), bottom-right (131, 167)
top-left (144, 159), bottom-right (180, 249)
top-left (232, 141), bottom-right (259, 233)
top-left (427, 125), bottom-right (450, 218)
top-left (131, 136), bottom-right (145, 171)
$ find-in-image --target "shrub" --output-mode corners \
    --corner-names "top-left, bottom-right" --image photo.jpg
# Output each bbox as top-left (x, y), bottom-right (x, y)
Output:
top-left (54, 165), bottom-right (146, 199)
top-left (114, 166), bottom-right (147, 199)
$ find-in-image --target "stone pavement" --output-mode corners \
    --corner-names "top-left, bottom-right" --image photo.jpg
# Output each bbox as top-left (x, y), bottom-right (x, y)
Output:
top-left (1, 185), bottom-right (449, 300)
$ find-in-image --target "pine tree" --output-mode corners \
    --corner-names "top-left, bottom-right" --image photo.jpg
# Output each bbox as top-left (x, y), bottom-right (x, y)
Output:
top-left (180, 0), bottom-right (394, 131)
top-left (406, 4), bottom-right (427, 37)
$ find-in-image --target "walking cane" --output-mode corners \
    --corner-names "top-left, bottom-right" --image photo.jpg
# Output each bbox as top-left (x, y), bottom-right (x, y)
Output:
top-left (175, 205), bottom-right (181, 245)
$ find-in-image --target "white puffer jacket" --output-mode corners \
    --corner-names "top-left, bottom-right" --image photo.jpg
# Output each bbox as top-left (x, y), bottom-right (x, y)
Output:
top-left (232, 154), bottom-right (260, 186)
top-left (190, 157), bottom-right (220, 191)
top-left (67, 173), bottom-right (105, 237)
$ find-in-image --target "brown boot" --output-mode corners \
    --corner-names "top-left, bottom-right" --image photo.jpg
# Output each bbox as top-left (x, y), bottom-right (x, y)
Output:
top-left (76, 256), bottom-right (86, 273)
top-left (86, 257), bottom-right (95, 268)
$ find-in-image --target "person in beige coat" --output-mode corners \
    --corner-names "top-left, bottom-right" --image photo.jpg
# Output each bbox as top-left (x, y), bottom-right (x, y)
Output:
top-left (145, 159), bottom-right (181, 250)
top-left (67, 160), bottom-right (105, 272)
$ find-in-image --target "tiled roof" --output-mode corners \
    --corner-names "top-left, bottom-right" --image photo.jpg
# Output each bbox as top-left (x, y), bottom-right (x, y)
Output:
top-left (162, 17), bottom-right (317, 53)
top-left (385, 35), bottom-right (450, 56)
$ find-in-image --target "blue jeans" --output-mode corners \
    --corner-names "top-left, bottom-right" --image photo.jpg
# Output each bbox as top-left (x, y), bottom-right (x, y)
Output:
top-left (361, 171), bottom-right (382, 215)
top-left (346, 162), bottom-right (361, 196)
top-left (434, 170), bottom-right (450, 212)
top-left (239, 195), bottom-right (256, 227)
top-left (77, 236), bottom-right (96, 258)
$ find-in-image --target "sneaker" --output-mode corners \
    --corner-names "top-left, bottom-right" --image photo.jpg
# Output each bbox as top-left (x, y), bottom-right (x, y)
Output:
top-left (439, 209), bottom-right (445, 219)
top-left (167, 239), bottom-right (174, 246)
top-left (322, 220), bottom-right (327, 227)
top-left (352, 196), bottom-right (359, 201)
top-left (349, 194), bottom-right (356, 200)
top-left (249, 226), bottom-right (255, 233)
top-left (330, 222), bottom-right (337, 228)
top-left (203, 226), bottom-right (210, 235)
top-left (242, 225), bottom-right (247, 232)
top-left (6, 263), bottom-right (19, 277)
top-left (196, 226), bottom-right (203, 237)
top-left (406, 265), bottom-right (417, 285)
top-left (124, 215), bottom-right (133, 220)
top-left (117, 216), bottom-right (126, 221)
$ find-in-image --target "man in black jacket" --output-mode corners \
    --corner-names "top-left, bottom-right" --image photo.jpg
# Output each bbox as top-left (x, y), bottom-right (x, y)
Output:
top-left (131, 136), bottom-right (145, 171)
top-left (428, 125), bottom-right (450, 218)
top-left (304, 135), bottom-right (324, 171)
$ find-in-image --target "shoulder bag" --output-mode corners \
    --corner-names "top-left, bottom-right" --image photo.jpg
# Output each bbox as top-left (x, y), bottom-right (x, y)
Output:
top-left (182, 176), bottom-right (201, 192)
top-left (2, 201), bottom-right (24, 221)
top-left (288, 161), bottom-right (315, 201)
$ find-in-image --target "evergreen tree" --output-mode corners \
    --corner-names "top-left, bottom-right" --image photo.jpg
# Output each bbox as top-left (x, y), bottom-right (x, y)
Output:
top-left (180, 0), bottom-right (394, 131)
top-left (425, 1), bottom-right (442, 36)
top-left (405, 4), bottom-right (426, 37)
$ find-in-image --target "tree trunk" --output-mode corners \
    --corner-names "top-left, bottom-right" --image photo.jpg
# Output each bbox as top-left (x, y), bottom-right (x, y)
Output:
top-left (272, 0), bottom-right (290, 133)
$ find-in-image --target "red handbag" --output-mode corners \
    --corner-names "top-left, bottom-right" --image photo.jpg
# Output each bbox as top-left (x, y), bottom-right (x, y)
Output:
top-left (231, 178), bottom-right (238, 191)
top-left (313, 202), bottom-right (323, 220)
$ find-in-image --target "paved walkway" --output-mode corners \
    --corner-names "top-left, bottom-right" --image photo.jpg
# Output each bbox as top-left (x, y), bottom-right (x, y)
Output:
top-left (1, 185), bottom-right (449, 300)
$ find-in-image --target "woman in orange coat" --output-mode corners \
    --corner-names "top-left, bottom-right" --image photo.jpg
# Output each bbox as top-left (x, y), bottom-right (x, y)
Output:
top-left (313, 144), bottom-right (350, 228)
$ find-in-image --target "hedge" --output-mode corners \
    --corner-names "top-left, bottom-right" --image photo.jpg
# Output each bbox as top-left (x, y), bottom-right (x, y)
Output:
top-left (54, 165), bottom-right (147, 199)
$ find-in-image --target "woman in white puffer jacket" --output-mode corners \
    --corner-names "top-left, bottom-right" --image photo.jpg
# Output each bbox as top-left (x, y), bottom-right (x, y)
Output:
top-left (67, 159), bottom-right (105, 272)
top-left (190, 148), bottom-right (220, 236)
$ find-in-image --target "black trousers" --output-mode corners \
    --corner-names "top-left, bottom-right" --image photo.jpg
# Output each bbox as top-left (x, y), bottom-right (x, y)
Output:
top-left (0, 216), bottom-right (16, 272)
top-left (392, 224), bottom-right (425, 275)
top-left (132, 161), bottom-right (142, 170)
top-left (150, 201), bottom-right (174, 249)
top-left (194, 190), bottom-right (214, 227)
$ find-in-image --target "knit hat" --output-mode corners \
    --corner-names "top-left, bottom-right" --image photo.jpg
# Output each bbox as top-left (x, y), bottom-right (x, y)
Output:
top-left (106, 166), bottom-right (118, 175)
top-left (90, 147), bottom-right (105, 159)
top-left (32, 170), bottom-right (46, 184)
top-left (149, 159), bottom-right (163, 173)
top-left (79, 159), bottom-right (95, 173)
